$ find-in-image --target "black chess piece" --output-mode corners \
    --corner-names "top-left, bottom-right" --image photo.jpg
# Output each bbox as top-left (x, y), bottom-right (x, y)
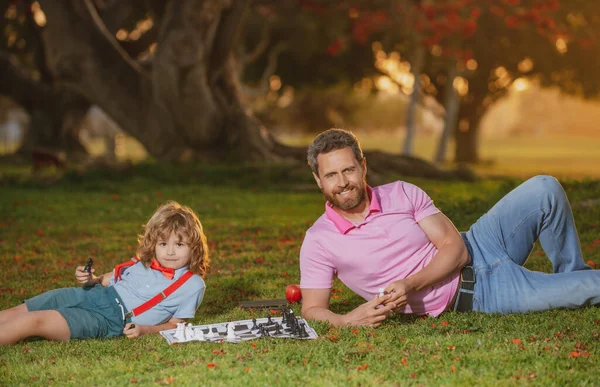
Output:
top-left (289, 316), bottom-right (298, 331)
top-left (267, 314), bottom-right (273, 325)
top-left (274, 323), bottom-right (282, 335)
top-left (281, 309), bottom-right (287, 324)
top-left (251, 318), bottom-right (258, 330)
top-left (83, 257), bottom-right (93, 274)
top-left (299, 322), bottom-right (309, 338)
top-left (288, 310), bottom-right (296, 327)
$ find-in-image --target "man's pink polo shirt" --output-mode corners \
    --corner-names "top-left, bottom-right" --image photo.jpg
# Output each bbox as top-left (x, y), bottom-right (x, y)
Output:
top-left (300, 180), bottom-right (460, 317)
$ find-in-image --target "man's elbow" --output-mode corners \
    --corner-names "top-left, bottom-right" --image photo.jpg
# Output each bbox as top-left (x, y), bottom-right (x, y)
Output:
top-left (301, 304), bottom-right (323, 321)
top-left (300, 304), bottom-right (312, 320)
top-left (460, 243), bottom-right (471, 266)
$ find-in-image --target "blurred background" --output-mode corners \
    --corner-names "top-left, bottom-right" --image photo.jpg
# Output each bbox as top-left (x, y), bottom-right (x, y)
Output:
top-left (1, 0), bottom-right (599, 179)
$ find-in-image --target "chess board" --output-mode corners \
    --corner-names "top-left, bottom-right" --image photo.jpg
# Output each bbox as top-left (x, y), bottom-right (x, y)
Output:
top-left (160, 315), bottom-right (318, 345)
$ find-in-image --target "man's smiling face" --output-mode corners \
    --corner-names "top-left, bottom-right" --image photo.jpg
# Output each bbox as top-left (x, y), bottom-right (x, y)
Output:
top-left (313, 147), bottom-right (367, 212)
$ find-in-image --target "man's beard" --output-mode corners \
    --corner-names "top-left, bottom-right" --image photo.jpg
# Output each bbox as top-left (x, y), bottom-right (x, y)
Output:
top-left (323, 179), bottom-right (367, 210)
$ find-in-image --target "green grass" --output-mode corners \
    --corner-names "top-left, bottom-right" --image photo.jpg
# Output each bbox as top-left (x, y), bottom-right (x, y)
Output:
top-left (1, 163), bottom-right (600, 386)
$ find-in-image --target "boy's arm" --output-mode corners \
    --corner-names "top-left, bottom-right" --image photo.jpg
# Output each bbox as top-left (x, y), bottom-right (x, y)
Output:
top-left (123, 318), bottom-right (185, 339)
top-left (75, 266), bottom-right (113, 287)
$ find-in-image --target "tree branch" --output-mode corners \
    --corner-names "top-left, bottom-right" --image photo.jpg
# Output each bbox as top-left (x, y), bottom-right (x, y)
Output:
top-left (81, 0), bottom-right (149, 76)
top-left (238, 22), bottom-right (271, 67)
top-left (37, 0), bottom-right (148, 145)
top-left (209, 0), bottom-right (250, 83)
top-left (120, 26), bottom-right (158, 59)
top-left (0, 53), bottom-right (54, 111)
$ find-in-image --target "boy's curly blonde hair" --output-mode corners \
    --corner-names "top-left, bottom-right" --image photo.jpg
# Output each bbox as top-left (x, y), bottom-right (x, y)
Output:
top-left (137, 201), bottom-right (209, 277)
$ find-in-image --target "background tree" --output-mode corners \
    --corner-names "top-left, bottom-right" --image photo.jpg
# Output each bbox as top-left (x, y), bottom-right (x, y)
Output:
top-left (0, 0), bottom-right (470, 180)
top-left (0, 0), bottom-right (90, 161)
top-left (295, 0), bottom-right (600, 163)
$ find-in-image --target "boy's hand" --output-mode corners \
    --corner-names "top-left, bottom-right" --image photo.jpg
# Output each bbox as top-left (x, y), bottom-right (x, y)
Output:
top-left (75, 266), bottom-right (96, 286)
top-left (124, 323), bottom-right (145, 339)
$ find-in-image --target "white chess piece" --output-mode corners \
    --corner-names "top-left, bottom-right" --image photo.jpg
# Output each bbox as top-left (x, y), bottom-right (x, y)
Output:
top-left (185, 323), bottom-right (194, 341)
top-left (193, 327), bottom-right (205, 341)
top-left (173, 322), bottom-right (186, 342)
top-left (227, 323), bottom-right (236, 339)
top-left (207, 325), bottom-right (217, 338)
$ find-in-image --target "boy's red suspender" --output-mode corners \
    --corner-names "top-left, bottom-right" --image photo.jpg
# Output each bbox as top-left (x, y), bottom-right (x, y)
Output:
top-left (124, 271), bottom-right (194, 318)
top-left (114, 257), bottom-right (140, 282)
top-left (113, 257), bottom-right (193, 319)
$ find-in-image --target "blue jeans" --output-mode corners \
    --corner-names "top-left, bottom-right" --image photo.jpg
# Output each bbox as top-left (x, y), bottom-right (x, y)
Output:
top-left (463, 175), bottom-right (599, 314)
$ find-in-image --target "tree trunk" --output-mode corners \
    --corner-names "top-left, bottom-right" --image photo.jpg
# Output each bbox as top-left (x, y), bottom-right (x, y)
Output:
top-left (402, 45), bottom-right (425, 156)
top-left (0, 53), bottom-right (90, 161)
top-left (434, 64), bottom-right (460, 164)
top-left (453, 62), bottom-right (491, 164)
top-left (37, 0), bottom-right (284, 162)
top-left (454, 96), bottom-right (482, 163)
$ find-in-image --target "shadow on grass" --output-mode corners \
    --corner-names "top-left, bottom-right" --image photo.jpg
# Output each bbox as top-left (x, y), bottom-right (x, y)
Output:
top-left (201, 277), bottom-right (263, 316)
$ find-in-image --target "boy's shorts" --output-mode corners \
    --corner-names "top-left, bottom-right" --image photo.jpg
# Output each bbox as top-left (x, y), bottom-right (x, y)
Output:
top-left (25, 285), bottom-right (128, 340)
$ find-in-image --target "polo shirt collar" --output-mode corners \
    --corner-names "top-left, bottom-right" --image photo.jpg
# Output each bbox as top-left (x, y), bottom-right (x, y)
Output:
top-left (325, 185), bottom-right (381, 234)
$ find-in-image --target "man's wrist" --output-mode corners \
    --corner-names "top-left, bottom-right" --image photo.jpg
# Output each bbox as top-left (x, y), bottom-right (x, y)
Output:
top-left (403, 276), bottom-right (420, 292)
top-left (335, 313), bottom-right (348, 327)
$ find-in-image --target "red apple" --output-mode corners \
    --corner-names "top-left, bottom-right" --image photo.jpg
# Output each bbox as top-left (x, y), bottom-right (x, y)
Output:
top-left (285, 284), bottom-right (302, 303)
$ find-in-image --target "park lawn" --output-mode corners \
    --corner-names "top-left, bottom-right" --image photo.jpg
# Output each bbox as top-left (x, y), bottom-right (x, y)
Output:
top-left (0, 163), bottom-right (600, 386)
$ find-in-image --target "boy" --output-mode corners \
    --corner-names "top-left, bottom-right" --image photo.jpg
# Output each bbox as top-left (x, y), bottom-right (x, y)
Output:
top-left (0, 201), bottom-right (209, 344)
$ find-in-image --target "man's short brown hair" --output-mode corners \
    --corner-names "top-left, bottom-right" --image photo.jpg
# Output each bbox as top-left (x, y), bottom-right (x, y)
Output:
top-left (307, 129), bottom-right (364, 176)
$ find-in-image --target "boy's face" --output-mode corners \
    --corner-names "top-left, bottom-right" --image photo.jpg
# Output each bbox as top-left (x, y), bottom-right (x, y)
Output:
top-left (155, 232), bottom-right (192, 270)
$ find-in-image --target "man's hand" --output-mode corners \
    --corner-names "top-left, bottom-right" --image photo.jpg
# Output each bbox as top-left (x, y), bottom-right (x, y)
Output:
top-left (302, 288), bottom-right (396, 328)
top-left (381, 280), bottom-right (415, 309)
top-left (342, 295), bottom-right (396, 327)
top-left (75, 266), bottom-right (96, 286)
top-left (123, 323), bottom-right (146, 339)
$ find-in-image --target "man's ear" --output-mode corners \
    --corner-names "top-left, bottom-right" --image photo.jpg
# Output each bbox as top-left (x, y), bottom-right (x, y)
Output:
top-left (312, 172), bottom-right (322, 190)
top-left (362, 157), bottom-right (367, 176)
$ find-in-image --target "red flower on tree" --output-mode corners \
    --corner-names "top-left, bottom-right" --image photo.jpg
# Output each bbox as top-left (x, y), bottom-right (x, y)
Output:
top-left (327, 38), bottom-right (345, 56)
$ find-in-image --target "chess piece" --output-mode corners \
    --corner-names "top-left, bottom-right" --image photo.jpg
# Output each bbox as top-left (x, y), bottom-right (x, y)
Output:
top-left (299, 322), bottom-right (309, 338)
top-left (173, 322), bottom-right (186, 342)
top-left (227, 323), bottom-right (237, 339)
top-left (251, 318), bottom-right (258, 330)
top-left (205, 325), bottom-right (213, 338)
top-left (185, 323), bottom-right (194, 340)
top-left (267, 314), bottom-right (273, 325)
top-left (281, 308), bottom-right (288, 324)
top-left (83, 257), bottom-right (93, 274)
top-left (193, 327), bottom-right (205, 341)
top-left (288, 315), bottom-right (297, 331)
top-left (274, 323), bottom-right (282, 335)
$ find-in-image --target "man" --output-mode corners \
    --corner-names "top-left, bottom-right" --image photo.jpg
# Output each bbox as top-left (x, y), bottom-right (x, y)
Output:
top-left (299, 129), bottom-right (599, 327)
